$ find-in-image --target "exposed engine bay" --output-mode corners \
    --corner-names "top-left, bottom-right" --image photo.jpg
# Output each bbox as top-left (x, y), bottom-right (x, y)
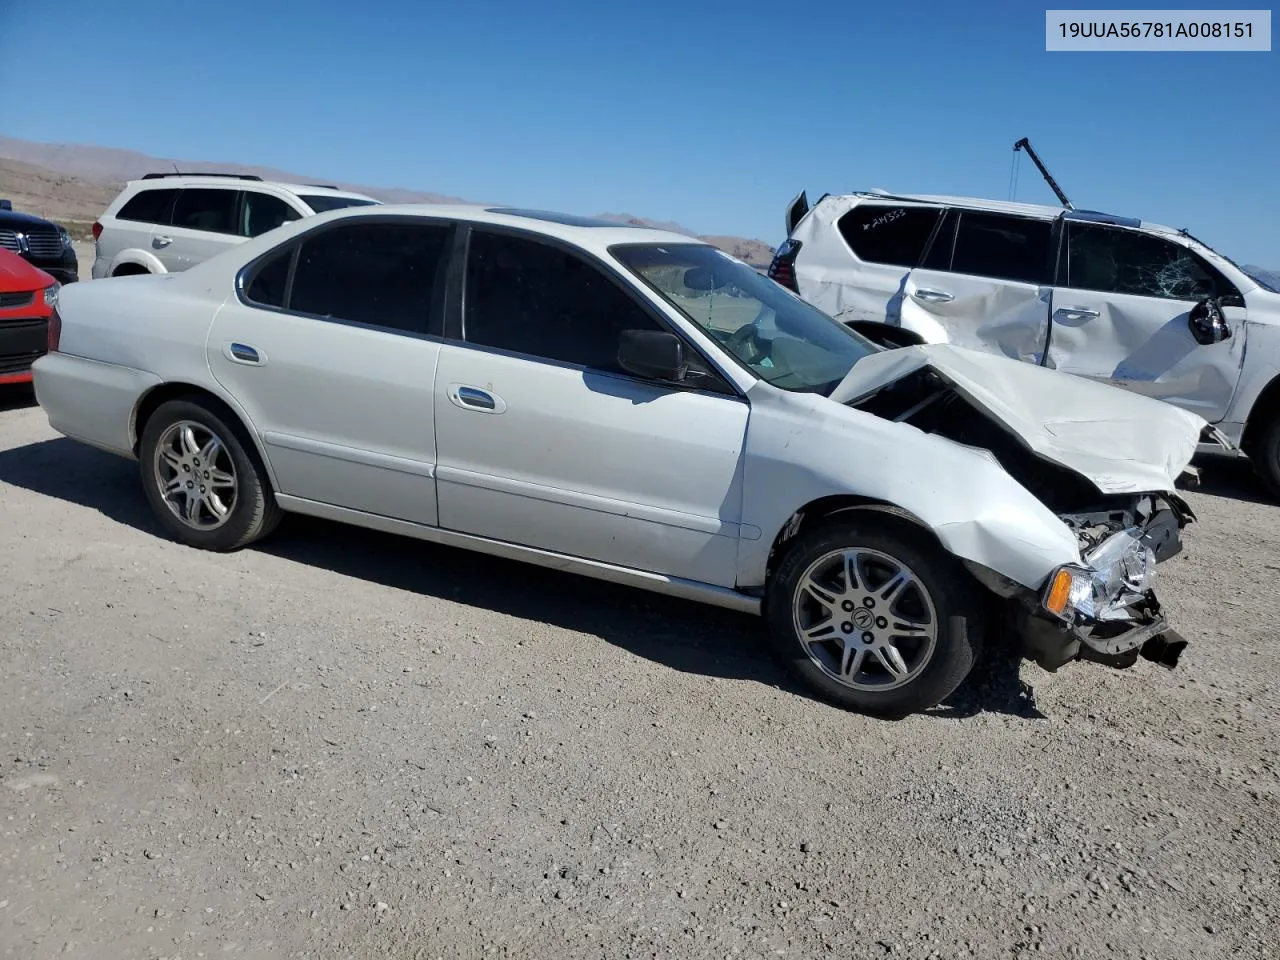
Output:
top-left (850, 367), bottom-right (1196, 671)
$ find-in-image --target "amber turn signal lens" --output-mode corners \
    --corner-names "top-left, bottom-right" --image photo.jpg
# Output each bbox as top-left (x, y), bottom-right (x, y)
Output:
top-left (1044, 568), bottom-right (1075, 616)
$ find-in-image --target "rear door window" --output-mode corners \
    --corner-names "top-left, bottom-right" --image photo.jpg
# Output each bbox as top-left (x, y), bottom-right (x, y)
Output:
top-left (836, 204), bottom-right (941, 267)
top-left (116, 188), bottom-right (178, 225)
top-left (284, 220), bottom-right (452, 334)
top-left (950, 212), bottom-right (1053, 285)
top-left (171, 188), bottom-right (241, 235)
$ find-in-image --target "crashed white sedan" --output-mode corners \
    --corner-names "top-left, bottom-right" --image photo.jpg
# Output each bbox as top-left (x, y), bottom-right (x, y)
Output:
top-left (32, 204), bottom-right (1205, 716)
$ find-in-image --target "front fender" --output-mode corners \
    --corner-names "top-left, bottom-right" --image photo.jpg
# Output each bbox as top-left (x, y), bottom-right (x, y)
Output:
top-left (737, 387), bottom-right (1081, 591)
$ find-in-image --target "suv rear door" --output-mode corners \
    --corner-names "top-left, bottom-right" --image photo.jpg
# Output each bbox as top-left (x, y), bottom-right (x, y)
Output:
top-left (162, 187), bottom-right (245, 270)
top-left (1046, 220), bottom-right (1247, 421)
top-left (902, 208), bottom-right (1056, 363)
top-left (102, 187), bottom-right (178, 275)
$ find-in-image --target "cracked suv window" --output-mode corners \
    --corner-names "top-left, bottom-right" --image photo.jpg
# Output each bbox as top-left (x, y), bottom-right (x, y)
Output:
top-left (1065, 223), bottom-right (1238, 303)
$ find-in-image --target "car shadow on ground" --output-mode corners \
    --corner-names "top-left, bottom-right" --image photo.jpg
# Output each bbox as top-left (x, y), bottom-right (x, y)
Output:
top-left (1186, 454), bottom-right (1275, 506)
top-left (0, 385), bottom-right (37, 413)
top-left (0, 435), bottom-right (1042, 720)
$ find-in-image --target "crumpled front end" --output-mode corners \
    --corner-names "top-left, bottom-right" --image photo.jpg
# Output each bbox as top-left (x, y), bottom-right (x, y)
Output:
top-left (1003, 492), bottom-right (1196, 672)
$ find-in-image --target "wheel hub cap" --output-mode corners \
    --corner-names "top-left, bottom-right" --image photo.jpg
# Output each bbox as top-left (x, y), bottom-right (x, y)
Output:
top-left (153, 421), bottom-right (238, 530)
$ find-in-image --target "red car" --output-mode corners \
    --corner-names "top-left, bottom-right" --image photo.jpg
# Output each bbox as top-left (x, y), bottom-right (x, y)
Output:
top-left (0, 247), bottom-right (58, 386)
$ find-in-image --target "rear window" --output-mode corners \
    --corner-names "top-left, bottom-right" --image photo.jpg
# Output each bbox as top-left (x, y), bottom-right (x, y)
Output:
top-left (836, 204), bottom-right (941, 267)
top-left (299, 195), bottom-right (380, 214)
top-left (117, 188), bottom-right (177, 225)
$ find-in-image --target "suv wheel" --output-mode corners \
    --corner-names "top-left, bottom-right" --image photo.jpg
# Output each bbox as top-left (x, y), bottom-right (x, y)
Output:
top-left (1252, 416), bottom-right (1280, 497)
top-left (765, 518), bottom-right (984, 717)
top-left (138, 399), bottom-right (282, 551)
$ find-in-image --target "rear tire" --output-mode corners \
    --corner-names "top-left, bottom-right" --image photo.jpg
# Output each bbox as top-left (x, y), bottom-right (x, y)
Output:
top-left (138, 398), bottom-right (281, 551)
top-left (1252, 416), bottom-right (1280, 498)
top-left (765, 517), bottom-right (985, 717)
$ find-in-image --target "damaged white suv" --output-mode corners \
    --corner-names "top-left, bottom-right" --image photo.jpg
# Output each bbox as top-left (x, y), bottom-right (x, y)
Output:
top-left (33, 205), bottom-right (1205, 716)
top-left (770, 191), bottom-right (1280, 493)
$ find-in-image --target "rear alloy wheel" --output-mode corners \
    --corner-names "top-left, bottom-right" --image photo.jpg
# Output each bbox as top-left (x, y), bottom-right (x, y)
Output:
top-left (766, 519), bottom-right (983, 716)
top-left (139, 399), bottom-right (281, 551)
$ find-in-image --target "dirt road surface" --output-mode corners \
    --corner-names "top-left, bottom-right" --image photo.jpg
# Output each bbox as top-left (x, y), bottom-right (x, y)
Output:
top-left (1, 387), bottom-right (1277, 960)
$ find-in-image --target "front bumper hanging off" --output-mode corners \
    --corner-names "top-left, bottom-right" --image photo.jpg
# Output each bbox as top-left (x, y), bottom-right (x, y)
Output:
top-left (1016, 495), bottom-right (1195, 673)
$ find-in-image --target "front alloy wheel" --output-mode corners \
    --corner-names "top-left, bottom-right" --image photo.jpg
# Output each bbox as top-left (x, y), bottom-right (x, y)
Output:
top-left (792, 548), bottom-right (938, 692)
top-left (765, 518), bottom-right (983, 716)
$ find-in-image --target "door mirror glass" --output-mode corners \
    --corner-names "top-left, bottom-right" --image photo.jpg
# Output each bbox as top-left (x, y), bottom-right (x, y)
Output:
top-left (1188, 297), bottom-right (1231, 345)
top-left (617, 329), bottom-right (687, 382)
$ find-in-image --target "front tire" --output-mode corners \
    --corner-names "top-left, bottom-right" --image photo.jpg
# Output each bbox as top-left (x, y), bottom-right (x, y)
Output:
top-left (765, 517), bottom-right (985, 717)
top-left (138, 398), bottom-right (281, 551)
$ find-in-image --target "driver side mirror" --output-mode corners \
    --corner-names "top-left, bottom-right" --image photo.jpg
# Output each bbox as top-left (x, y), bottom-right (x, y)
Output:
top-left (618, 329), bottom-right (688, 382)
top-left (1188, 297), bottom-right (1231, 346)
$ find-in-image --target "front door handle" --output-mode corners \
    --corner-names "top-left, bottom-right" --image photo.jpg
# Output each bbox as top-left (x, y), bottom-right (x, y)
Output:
top-left (447, 383), bottom-right (507, 414)
top-left (912, 288), bottom-right (954, 304)
top-left (153, 235), bottom-right (173, 248)
top-left (1055, 305), bottom-right (1100, 321)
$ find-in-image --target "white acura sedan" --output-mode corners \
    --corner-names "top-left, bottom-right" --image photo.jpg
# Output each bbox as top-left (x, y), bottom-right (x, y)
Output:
top-left (32, 204), bottom-right (1207, 716)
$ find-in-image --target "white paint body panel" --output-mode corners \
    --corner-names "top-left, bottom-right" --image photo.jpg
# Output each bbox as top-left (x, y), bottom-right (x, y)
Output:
top-left (34, 203), bottom-right (1207, 615)
top-left (787, 192), bottom-right (1280, 440)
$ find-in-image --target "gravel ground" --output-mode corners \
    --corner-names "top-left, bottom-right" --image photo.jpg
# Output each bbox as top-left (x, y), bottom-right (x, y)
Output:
top-left (1, 385), bottom-right (1277, 960)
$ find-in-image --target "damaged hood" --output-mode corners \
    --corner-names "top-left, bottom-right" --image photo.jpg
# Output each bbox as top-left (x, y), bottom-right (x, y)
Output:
top-left (828, 343), bottom-right (1205, 495)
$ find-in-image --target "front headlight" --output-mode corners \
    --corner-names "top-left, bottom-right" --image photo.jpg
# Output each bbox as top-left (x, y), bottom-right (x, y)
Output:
top-left (1042, 527), bottom-right (1157, 625)
top-left (60, 230), bottom-right (74, 250)
top-left (43, 282), bottom-right (61, 308)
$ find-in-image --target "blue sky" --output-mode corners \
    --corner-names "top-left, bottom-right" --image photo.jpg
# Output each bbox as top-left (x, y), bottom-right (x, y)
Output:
top-left (4, 0), bottom-right (1278, 264)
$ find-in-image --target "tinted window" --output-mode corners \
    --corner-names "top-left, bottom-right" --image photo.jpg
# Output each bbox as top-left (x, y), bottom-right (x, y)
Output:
top-left (836, 204), bottom-right (940, 267)
top-left (117, 188), bottom-right (177, 225)
top-left (299, 195), bottom-right (379, 213)
top-left (464, 231), bottom-right (663, 374)
top-left (951, 212), bottom-right (1052, 285)
top-left (288, 221), bottom-right (450, 332)
top-left (1065, 223), bottom-right (1239, 302)
top-left (245, 249), bottom-right (292, 307)
top-left (172, 188), bottom-right (240, 234)
top-left (242, 192), bottom-right (301, 237)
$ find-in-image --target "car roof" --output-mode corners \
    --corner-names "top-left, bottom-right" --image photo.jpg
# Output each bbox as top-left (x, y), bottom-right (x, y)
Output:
top-left (271, 202), bottom-right (713, 253)
top-left (123, 176), bottom-right (376, 202)
top-left (828, 190), bottom-right (1177, 233)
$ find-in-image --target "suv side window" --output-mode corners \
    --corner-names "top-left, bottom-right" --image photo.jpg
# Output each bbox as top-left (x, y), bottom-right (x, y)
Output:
top-left (116, 188), bottom-right (178, 225)
top-left (1065, 222), bottom-right (1241, 303)
top-left (171, 188), bottom-right (241, 235)
top-left (463, 230), bottom-right (665, 375)
top-left (836, 204), bottom-right (941, 267)
top-left (950, 212), bottom-right (1053, 285)
top-left (242, 191), bottom-right (302, 238)
top-left (283, 220), bottom-right (451, 333)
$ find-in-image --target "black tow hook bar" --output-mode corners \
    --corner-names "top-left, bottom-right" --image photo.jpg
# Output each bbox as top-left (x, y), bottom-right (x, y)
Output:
top-left (1140, 630), bottom-right (1188, 670)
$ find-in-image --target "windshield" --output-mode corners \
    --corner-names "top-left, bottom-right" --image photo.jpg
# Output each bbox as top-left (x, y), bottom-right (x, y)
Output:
top-left (612, 243), bottom-right (879, 393)
top-left (300, 195), bottom-right (380, 213)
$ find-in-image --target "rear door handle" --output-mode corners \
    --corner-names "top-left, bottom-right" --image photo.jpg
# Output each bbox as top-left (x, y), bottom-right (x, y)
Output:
top-left (1055, 306), bottom-right (1100, 321)
top-left (153, 235), bottom-right (173, 248)
top-left (912, 288), bottom-right (954, 304)
top-left (447, 383), bottom-right (506, 414)
top-left (224, 342), bottom-right (265, 365)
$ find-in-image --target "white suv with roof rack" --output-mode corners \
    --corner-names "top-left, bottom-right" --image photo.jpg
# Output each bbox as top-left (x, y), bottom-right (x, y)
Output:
top-left (767, 189), bottom-right (1280, 494)
top-left (90, 173), bottom-right (379, 280)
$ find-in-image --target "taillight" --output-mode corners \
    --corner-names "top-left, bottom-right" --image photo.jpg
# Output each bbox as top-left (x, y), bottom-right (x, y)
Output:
top-left (767, 239), bottom-right (803, 292)
top-left (91, 221), bottom-right (103, 241)
top-left (47, 307), bottom-right (62, 353)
